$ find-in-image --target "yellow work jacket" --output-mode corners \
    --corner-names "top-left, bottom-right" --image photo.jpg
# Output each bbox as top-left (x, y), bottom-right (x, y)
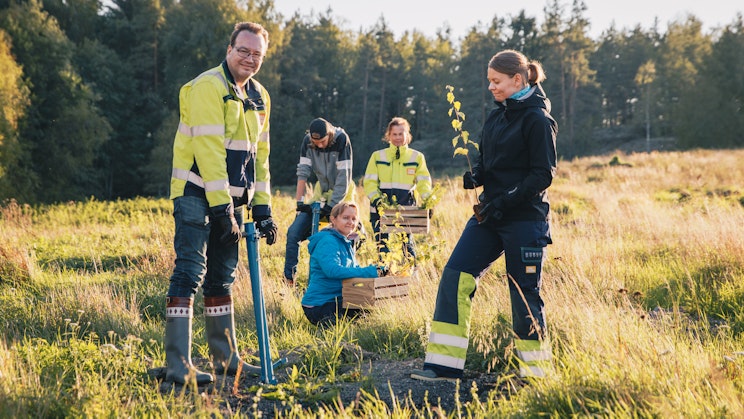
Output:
top-left (363, 144), bottom-right (432, 212)
top-left (170, 62), bottom-right (271, 218)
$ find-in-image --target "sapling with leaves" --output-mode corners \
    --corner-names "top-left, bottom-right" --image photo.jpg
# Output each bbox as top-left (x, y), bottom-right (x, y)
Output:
top-left (446, 85), bottom-right (486, 221)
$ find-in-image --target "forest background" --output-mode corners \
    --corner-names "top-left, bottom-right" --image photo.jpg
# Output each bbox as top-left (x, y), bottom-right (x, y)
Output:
top-left (0, 0), bottom-right (742, 204)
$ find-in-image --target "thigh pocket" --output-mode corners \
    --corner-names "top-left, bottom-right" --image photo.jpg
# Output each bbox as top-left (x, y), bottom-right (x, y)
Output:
top-left (521, 247), bottom-right (544, 275)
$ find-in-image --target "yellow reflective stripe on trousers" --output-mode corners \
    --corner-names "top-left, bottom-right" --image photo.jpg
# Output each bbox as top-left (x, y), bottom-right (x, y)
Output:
top-left (516, 347), bottom-right (552, 362)
top-left (428, 332), bottom-right (468, 349)
top-left (424, 270), bottom-right (476, 371)
top-left (424, 353), bottom-right (465, 370)
top-left (514, 338), bottom-right (552, 378)
top-left (519, 365), bottom-right (547, 378)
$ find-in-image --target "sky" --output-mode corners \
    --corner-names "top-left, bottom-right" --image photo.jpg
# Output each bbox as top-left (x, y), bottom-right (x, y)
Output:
top-left (272, 0), bottom-right (742, 40)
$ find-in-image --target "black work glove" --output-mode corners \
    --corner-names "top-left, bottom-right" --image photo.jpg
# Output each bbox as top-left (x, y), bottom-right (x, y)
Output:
top-left (475, 198), bottom-right (503, 224)
top-left (319, 205), bottom-right (332, 221)
top-left (463, 171), bottom-right (478, 190)
top-left (216, 213), bottom-right (241, 245)
top-left (254, 215), bottom-right (278, 245)
top-left (296, 201), bottom-right (312, 214)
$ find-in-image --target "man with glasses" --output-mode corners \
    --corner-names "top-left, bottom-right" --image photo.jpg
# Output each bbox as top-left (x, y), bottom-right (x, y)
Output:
top-left (165, 21), bottom-right (278, 386)
top-left (283, 117), bottom-right (355, 287)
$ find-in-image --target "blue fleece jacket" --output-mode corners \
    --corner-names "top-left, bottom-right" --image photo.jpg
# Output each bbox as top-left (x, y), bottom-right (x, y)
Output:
top-left (301, 228), bottom-right (377, 307)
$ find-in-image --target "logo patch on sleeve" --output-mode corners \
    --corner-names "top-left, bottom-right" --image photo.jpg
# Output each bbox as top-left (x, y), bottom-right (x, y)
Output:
top-left (525, 266), bottom-right (537, 274)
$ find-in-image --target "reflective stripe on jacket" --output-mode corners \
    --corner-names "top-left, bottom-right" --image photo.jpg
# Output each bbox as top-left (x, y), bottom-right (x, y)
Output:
top-left (170, 61), bottom-right (272, 218)
top-left (363, 144), bottom-right (432, 212)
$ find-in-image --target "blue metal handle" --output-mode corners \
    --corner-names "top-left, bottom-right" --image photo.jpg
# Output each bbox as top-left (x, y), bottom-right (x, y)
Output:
top-left (244, 222), bottom-right (286, 384)
top-left (311, 202), bottom-right (321, 235)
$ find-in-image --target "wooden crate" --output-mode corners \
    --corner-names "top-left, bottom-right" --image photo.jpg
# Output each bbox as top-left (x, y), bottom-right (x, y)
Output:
top-left (342, 276), bottom-right (409, 309)
top-left (380, 206), bottom-right (430, 234)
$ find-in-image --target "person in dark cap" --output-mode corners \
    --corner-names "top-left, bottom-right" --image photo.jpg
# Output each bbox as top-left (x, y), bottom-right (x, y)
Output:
top-left (283, 117), bottom-right (355, 287)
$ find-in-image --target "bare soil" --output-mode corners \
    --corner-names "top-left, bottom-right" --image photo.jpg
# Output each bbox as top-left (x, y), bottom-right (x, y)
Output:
top-left (150, 345), bottom-right (519, 417)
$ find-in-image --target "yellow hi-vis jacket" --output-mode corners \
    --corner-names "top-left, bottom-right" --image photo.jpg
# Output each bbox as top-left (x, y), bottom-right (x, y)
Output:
top-left (363, 144), bottom-right (432, 212)
top-left (170, 62), bottom-right (272, 218)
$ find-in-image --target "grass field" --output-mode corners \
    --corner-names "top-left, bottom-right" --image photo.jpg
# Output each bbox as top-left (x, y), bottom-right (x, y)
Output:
top-left (1, 149), bottom-right (744, 417)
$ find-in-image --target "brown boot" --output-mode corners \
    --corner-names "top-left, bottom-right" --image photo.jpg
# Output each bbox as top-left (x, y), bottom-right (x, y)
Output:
top-left (164, 297), bottom-right (213, 385)
top-left (204, 296), bottom-right (261, 377)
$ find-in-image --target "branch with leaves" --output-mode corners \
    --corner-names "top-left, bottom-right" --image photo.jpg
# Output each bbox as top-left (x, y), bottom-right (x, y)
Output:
top-left (446, 85), bottom-right (479, 203)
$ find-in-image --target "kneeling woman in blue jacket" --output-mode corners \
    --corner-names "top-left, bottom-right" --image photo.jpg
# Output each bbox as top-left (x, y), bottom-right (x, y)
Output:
top-left (301, 201), bottom-right (383, 326)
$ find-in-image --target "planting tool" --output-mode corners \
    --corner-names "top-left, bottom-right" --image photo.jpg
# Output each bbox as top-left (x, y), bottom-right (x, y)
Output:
top-left (244, 222), bottom-right (286, 384)
top-left (311, 201), bottom-right (321, 235)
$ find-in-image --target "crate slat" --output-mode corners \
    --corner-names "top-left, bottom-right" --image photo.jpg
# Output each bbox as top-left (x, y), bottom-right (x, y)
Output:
top-left (342, 276), bottom-right (409, 309)
top-left (380, 205), bottom-right (430, 234)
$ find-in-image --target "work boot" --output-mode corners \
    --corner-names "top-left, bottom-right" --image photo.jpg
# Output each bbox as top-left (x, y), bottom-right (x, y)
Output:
top-left (204, 296), bottom-right (261, 377)
top-left (164, 297), bottom-right (214, 385)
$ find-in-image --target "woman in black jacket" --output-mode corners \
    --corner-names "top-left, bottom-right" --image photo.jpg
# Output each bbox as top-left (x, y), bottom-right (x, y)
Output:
top-left (412, 49), bottom-right (558, 382)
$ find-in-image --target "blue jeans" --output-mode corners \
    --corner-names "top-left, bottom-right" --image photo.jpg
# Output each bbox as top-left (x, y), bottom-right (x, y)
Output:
top-left (283, 212), bottom-right (313, 280)
top-left (167, 196), bottom-right (243, 298)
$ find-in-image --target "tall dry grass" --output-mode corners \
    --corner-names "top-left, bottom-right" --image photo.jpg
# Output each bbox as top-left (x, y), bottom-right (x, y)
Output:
top-left (0, 149), bottom-right (743, 416)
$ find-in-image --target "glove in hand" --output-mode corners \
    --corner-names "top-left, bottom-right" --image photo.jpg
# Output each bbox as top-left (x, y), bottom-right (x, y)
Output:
top-left (463, 171), bottom-right (478, 190)
top-left (319, 205), bottom-right (332, 220)
top-left (474, 199), bottom-right (503, 224)
top-left (255, 216), bottom-right (278, 245)
top-left (217, 213), bottom-right (241, 245)
top-left (376, 264), bottom-right (389, 277)
top-left (296, 201), bottom-right (312, 214)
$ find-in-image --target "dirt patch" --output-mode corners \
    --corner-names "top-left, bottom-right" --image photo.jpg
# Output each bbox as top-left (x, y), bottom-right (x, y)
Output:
top-left (150, 345), bottom-right (518, 416)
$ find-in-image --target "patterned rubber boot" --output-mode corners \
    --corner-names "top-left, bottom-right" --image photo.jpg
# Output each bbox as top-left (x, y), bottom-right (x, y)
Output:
top-left (164, 297), bottom-right (214, 385)
top-left (204, 296), bottom-right (261, 377)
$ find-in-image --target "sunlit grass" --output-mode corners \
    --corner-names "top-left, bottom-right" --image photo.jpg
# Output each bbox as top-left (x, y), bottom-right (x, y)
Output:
top-left (0, 149), bottom-right (743, 416)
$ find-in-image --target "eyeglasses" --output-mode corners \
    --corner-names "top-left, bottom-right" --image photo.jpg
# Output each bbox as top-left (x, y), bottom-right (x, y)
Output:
top-left (234, 47), bottom-right (264, 61)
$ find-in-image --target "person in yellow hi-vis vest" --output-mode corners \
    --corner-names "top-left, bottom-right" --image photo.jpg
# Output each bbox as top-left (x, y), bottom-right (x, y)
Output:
top-left (411, 50), bottom-right (557, 382)
top-left (363, 117), bottom-right (433, 259)
top-left (165, 22), bottom-right (278, 386)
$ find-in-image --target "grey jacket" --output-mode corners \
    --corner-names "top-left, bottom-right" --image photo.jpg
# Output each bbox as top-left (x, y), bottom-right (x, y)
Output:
top-left (296, 127), bottom-right (354, 206)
